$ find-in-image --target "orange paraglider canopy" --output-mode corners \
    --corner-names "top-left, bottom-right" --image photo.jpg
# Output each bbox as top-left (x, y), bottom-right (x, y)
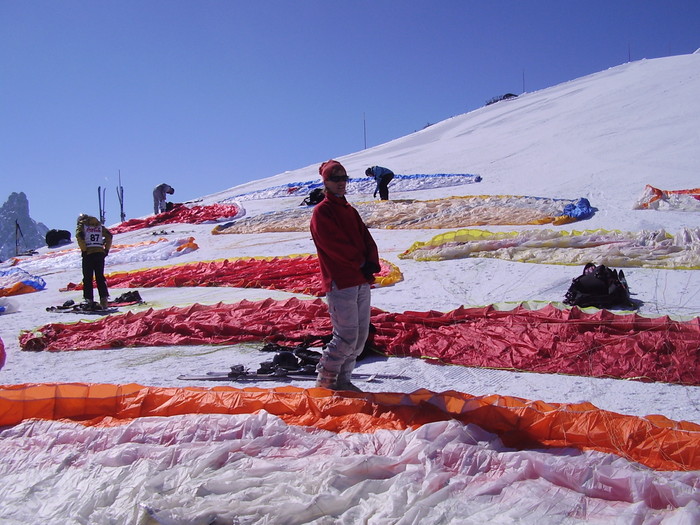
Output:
top-left (0, 382), bottom-right (697, 472)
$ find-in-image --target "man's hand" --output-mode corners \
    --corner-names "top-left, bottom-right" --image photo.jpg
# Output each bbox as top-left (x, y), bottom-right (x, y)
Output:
top-left (361, 261), bottom-right (381, 280)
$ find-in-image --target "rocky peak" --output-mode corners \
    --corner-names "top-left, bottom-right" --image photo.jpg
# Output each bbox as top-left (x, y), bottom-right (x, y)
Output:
top-left (0, 192), bottom-right (49, 262)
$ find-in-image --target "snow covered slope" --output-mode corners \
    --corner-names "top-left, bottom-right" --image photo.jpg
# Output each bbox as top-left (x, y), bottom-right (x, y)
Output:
top-left (1, 51), bottom-right (699, 525)
top-left (2, 52), bottom-right (699, 422)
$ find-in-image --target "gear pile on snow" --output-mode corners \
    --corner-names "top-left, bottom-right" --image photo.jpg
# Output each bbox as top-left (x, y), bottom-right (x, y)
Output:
top-left (256, 332), bottom-right (378, 375)
top-left (564, 263), bottom-right (634, 309)
top-left (45, 291), bottom-right (144, 315)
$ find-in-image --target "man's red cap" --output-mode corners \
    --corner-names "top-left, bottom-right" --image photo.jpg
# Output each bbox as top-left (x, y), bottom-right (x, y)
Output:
top-left (319, 160), bottom-right (346, 181)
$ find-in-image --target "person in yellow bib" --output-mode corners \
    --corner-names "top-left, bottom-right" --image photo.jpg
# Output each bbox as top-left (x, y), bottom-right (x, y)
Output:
top-left (75, 214), bottom-right (113, 309)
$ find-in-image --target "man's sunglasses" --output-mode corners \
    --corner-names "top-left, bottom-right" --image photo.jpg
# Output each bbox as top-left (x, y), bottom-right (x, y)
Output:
top-left (328, 175), bottom-right (349, 182)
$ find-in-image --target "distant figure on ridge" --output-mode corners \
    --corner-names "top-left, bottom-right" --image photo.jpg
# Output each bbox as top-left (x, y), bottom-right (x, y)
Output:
top-left (76, 214), bottom-right (113, 309)
top-left (365, 165), bottom-right (395, 200)
top-left (153, 183), bottom-right (175, 214)
top-left (310, 160), bottom-right (381, 392)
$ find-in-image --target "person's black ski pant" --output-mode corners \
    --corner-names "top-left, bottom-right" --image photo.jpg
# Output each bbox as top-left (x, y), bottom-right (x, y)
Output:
top-left (82, 252), bottom-right (108, 302)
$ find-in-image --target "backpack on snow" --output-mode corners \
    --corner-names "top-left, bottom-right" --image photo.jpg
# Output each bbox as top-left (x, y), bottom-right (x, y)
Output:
top-left (46, 229), bottom-right (72, 248)
top-left (563, 263), bottom-right (635, 309)
top-left (300, 188), bottom-right (325, 206)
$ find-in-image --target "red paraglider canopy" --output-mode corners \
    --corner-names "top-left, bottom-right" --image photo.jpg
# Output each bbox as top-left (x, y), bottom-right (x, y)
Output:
top-left (19, 298), bottom-right (700, 385)
top-left (61, 256), bottom-right (402, 296)
top-left (111, 203), bottom-right (241, 234)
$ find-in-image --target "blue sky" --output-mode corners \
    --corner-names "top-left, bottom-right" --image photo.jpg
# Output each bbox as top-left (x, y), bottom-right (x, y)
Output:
top-left (2, 0), bottom-right (699, 230)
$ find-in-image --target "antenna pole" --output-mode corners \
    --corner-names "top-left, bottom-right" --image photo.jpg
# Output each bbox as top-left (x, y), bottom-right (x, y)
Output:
top-left (363, 113), bottom-right (367, 149)
top-left (117, 170), bottom-right (126, 222)
top-left (15, 219), bottom-right (28, 255)
top-left (98, 186), bottom-right (106, 224)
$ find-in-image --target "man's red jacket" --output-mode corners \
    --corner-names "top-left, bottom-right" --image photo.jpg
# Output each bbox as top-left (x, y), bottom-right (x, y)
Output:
top-left (310, 191), bottom-right (379, 293)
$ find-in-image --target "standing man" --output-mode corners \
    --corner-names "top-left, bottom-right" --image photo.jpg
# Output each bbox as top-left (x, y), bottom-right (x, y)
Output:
top-left (310, 160), bottom-right (381, 392)
top-left (153, 183), bottom-right (175, 214)
top-left (365, 165), bottom-right (395, 200)
top-left (76, 213), bottom-right (113, 309)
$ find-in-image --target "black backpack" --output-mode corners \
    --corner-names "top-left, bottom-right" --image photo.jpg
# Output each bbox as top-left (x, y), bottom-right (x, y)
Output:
top-left (301, 188), bottom-right (325, 206)
top-left (45, 229), bottom-right (71, 248)
top-left (564, 263), bottom-right (635, 309)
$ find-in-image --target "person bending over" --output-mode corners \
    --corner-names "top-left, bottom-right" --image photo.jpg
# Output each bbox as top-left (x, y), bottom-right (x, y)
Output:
top-left (153, 183), bottom-right (175, 214)
top-left (76, 213), bottom-right (113, 309)
top-left (365, 165), bottom-right (394, 200)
